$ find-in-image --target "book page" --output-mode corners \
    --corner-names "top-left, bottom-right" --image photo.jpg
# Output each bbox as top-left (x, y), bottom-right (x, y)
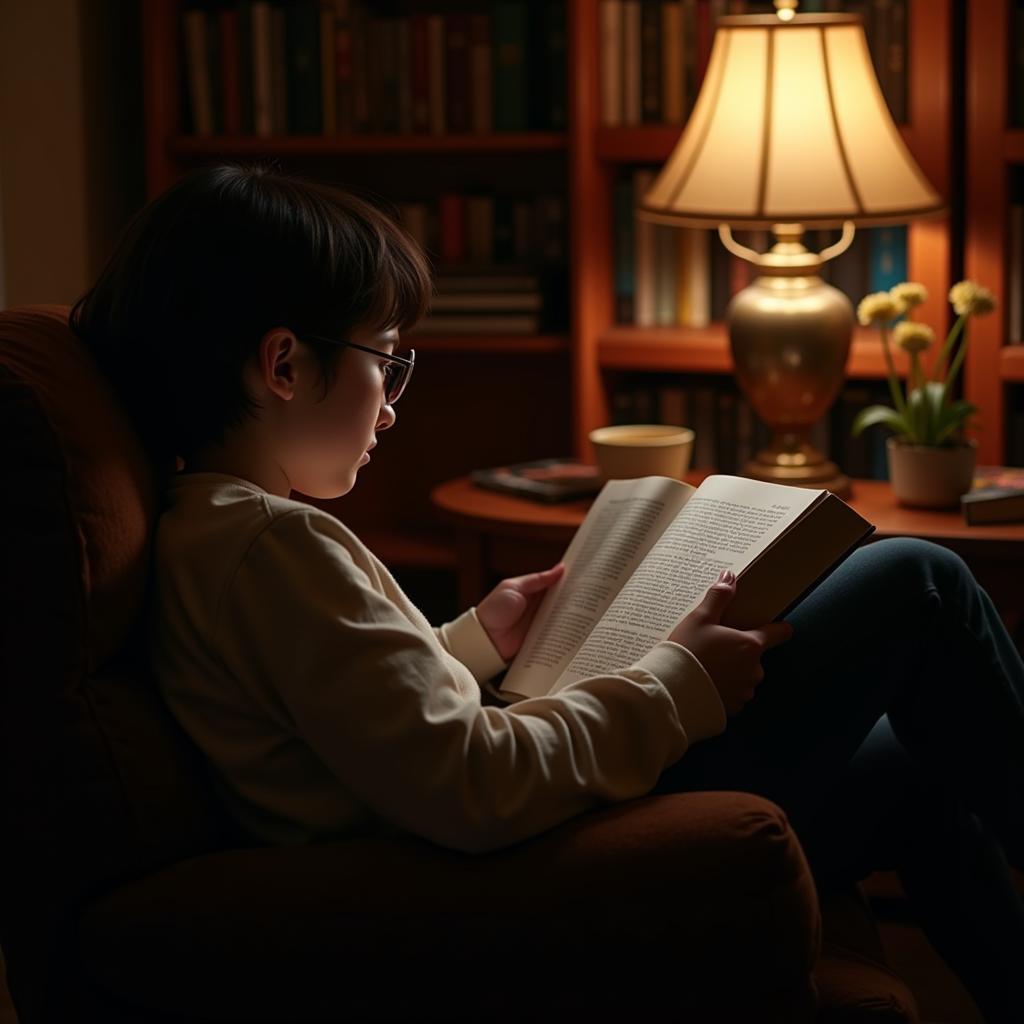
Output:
top-left (547, 475), bottom-right (823, 692)
top-left (499, 476), bottom-right (694, 700)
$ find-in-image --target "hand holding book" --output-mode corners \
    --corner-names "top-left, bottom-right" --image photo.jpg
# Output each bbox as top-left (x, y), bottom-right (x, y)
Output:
top-left (668, 568), bottom-right (795, 717)
top-left (490, 473), bottom-right (875, 703)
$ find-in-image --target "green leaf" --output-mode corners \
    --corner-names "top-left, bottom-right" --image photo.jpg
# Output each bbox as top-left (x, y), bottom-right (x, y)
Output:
top-left (933, 400), bottom-right (978, 445)
top-left (851, 404), bottom-right (908, 438)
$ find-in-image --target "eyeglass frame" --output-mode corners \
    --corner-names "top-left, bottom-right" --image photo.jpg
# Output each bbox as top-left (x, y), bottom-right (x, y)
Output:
top-left (303, 333), bottom-right (415, 405)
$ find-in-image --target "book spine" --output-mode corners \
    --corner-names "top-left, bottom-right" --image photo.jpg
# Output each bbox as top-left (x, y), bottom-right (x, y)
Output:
top-left (466, 196), bottom-right (495, 264)
top-left (662, 0), bottom-right (685, 125)
top-left (654, 225), bottom-right (678, 326)
top-left (657, 381), bottom-right (690, 428)
top-left (493, 2), bottom-right (528, 131)
top-left (681, 0), bottom-right (698, 117)
top-left (333, 0), bottom-right (353, 134)
top-left (614, 177), bottom-right (636, 323)
top-left (351, 2), bottom-right (370, 133)
top-left (493, 195), bottom-right (516, 263)
top-left (237, 0), bottom-right (255, 134)
top-left (681, 228), bottom-right (711, 328)
top-left (692, 383), bottom-right (717, 469)
top-left (219, 7), bottom-right (242, 134)
top-left (546, 2), bottom-right (567, 130)
top-left (251, 1), bottom-right (274, 136)
top-left (206, 5), bottom-right (224, 134)
top-left (640, 0), bottom-right (662, 124)
top-left (600, 0), bottom-right (624, 127)
top-left (887, 0), bottom-right (907, 123)
top-left (446, 13), bottom-right (472, 133)
top-left (695, 0), bottom-right (711, 92)
top-left (469, 13), bottom-right (493, 134)
top-left (868, 225), bottom-right (908, 294)
top-left (427, 13), bottom-right (446, 135)
top-left (320, 2), bottom-right (336, 135)
top-left (271, 1), bottom-right (288, 134)
top-left (439, 194), bottom-right (466, 265)
top-left (182, 6), bottom-right (214, 136)
top-left (622, 0), bottom-right (642, 125)
top-left (633, 169), bottom-right (657, 326)
top-left (411, 14), bottom-right (430, 133)
top-left (395, 16), bottom-right (412, 134)
top-left (285, 0), bottom-right (322, 135)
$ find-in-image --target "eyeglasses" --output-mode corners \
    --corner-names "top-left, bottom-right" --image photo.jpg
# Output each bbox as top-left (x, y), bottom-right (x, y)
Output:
top-left (304, 334), bottom-right (415, 406)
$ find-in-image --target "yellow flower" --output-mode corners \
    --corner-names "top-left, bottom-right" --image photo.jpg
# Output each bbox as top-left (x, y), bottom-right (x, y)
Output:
top-left (857, 292), bottom-right (904, 326)
top-left (949, 280), bottom-right (997, 317)
top-left (893, 321), bottom-right (934, 353)
top-left (890, 282), bottom-right (928, 309)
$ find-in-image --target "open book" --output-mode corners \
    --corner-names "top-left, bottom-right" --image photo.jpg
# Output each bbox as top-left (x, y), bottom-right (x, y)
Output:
top-left (494, 474), bottom-right (874, 702)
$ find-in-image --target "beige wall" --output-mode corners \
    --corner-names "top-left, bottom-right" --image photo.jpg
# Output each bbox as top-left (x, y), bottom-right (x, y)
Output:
top-left (0, 0), bottom-right (143, 308)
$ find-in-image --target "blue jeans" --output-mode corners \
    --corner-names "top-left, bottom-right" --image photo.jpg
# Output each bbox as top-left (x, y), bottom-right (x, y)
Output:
top-left (654, 537), bottom-right (1024, 1023)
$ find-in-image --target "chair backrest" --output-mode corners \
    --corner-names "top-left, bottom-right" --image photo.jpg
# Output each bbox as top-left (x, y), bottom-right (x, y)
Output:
top-left (0, 305), bottom-right (234, 1020)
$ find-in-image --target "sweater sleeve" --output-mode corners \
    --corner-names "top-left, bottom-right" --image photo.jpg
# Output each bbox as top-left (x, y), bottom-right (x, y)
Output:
top-left (214, 510), bottom-right (727, 854)
top-left (433, 608), bottom-right (509, 684)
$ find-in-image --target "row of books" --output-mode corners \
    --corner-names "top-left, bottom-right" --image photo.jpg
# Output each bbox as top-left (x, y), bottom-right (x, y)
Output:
top-left (608, 373), bottom-right (894, 480)
top-left (616, 169), bottom-right (908, 326)
top-left (599, 0), bottom-right (908, 129)
top-left (397, 192), bottom-right (566, 271)
top-left (181, 0), bottom-right (565, 137)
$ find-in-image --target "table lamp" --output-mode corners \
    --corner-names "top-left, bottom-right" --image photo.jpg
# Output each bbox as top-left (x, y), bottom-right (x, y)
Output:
top-left (637, 0), bottom-right (944, 497)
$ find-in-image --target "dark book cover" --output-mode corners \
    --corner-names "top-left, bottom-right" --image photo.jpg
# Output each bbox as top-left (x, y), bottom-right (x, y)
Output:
top-left (284, 0), bottom-right (322, 134)
top-left (238, 0), bottom-right (255, 134)
top-left (493, 2), bottom-right (528, 131)
top-left (445, 12), bottom-right (472, 132)
top-left (640, 0), bottom-right (662, 123)
top-left (471, 458), bottom-right (604, 503)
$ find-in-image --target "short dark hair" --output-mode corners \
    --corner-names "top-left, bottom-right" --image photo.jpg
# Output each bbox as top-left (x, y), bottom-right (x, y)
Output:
top-left (70, 161), bottom-right (432, 468)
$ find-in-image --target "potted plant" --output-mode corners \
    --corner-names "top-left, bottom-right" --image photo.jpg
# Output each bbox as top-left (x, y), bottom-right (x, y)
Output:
top-left (852, 280), bottom-right (996, 509)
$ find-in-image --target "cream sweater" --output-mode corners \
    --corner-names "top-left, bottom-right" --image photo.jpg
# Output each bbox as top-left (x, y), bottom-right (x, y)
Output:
top-left (151, 473), bottom-right (727, 854)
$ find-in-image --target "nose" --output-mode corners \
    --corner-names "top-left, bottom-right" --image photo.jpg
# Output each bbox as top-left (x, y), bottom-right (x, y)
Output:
top-left (377, 401), bottom-right (397, 431)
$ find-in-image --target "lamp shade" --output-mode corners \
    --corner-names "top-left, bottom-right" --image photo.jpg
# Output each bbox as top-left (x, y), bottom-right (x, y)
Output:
top-left (639, 13), bottom-right (944, 229)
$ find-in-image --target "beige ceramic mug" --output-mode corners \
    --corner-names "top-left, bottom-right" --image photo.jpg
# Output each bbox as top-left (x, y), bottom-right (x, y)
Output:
top-left (588, 424), bottom-right (696, 481)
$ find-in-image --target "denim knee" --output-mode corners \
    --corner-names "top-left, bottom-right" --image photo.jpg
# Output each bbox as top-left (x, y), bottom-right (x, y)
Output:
top-left (865, 536), bottom-right (972, 596)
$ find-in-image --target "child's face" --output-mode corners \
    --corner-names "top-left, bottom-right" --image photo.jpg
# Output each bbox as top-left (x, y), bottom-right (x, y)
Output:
top-left (278, 325), bottom-right (400, 499)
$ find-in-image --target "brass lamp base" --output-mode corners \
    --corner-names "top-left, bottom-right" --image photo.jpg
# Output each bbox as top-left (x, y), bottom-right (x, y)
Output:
top-left (721, 222), bottom-right (857, 501)
top-left (742, 433), bottom-right (851, 498)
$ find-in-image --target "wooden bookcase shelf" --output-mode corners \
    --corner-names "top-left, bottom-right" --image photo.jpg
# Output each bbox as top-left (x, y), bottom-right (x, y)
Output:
top-left (598, 324), bottom-right (914, 378)
top-left (1002, 345), bottom-right (1024, 383)
top-left (170, 132), bottom-right (568, 157)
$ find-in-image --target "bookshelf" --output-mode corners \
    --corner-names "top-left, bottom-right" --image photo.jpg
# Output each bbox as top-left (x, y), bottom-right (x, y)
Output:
top-left (965, 0), bottom-right (1024, 466)
top-left (141, 0), bottom-right (958, 570)
top-left (141, 0), bottom-right (575, 571)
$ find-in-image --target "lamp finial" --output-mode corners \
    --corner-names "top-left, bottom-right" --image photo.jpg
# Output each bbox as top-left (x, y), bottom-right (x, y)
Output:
top-left (773, 0), bottom-right (798, 20)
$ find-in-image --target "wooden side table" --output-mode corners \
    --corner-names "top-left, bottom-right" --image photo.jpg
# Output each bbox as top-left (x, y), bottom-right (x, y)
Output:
top-left (431, 472), bottom-right (1024, 652)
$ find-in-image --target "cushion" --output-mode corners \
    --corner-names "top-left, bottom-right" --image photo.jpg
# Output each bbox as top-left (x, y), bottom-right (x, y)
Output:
top-left (79, 791), bottom-right (820, 1021)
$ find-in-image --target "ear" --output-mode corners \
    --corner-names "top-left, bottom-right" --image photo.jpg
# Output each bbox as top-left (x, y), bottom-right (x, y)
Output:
top-left (255, 329), bottom-right (301, 402)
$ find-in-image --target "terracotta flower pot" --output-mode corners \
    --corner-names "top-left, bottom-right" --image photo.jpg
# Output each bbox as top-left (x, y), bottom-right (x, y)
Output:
top-left (885, 437), bottom-right (978, 509)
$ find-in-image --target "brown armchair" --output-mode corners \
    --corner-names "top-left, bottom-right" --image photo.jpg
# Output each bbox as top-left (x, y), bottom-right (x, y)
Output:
top-left (0, 305), bottom-right (918, 1022)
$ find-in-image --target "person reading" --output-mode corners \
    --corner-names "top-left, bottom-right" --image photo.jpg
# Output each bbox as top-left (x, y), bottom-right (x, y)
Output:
top-left (72, 163), bottom-right (1024, 1023)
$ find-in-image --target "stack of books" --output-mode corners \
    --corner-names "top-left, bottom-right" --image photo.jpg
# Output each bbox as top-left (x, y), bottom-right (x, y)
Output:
top-left (961, 466), bottom-right (1024, 525)
top-left (412, 269), bottom-right (544, 335)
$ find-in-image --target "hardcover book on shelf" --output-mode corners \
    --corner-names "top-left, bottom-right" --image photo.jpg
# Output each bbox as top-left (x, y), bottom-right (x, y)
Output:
top-left (491, 474), bottom-right (874, 701)
top-left (470, 458), bottom-right (604, 503)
